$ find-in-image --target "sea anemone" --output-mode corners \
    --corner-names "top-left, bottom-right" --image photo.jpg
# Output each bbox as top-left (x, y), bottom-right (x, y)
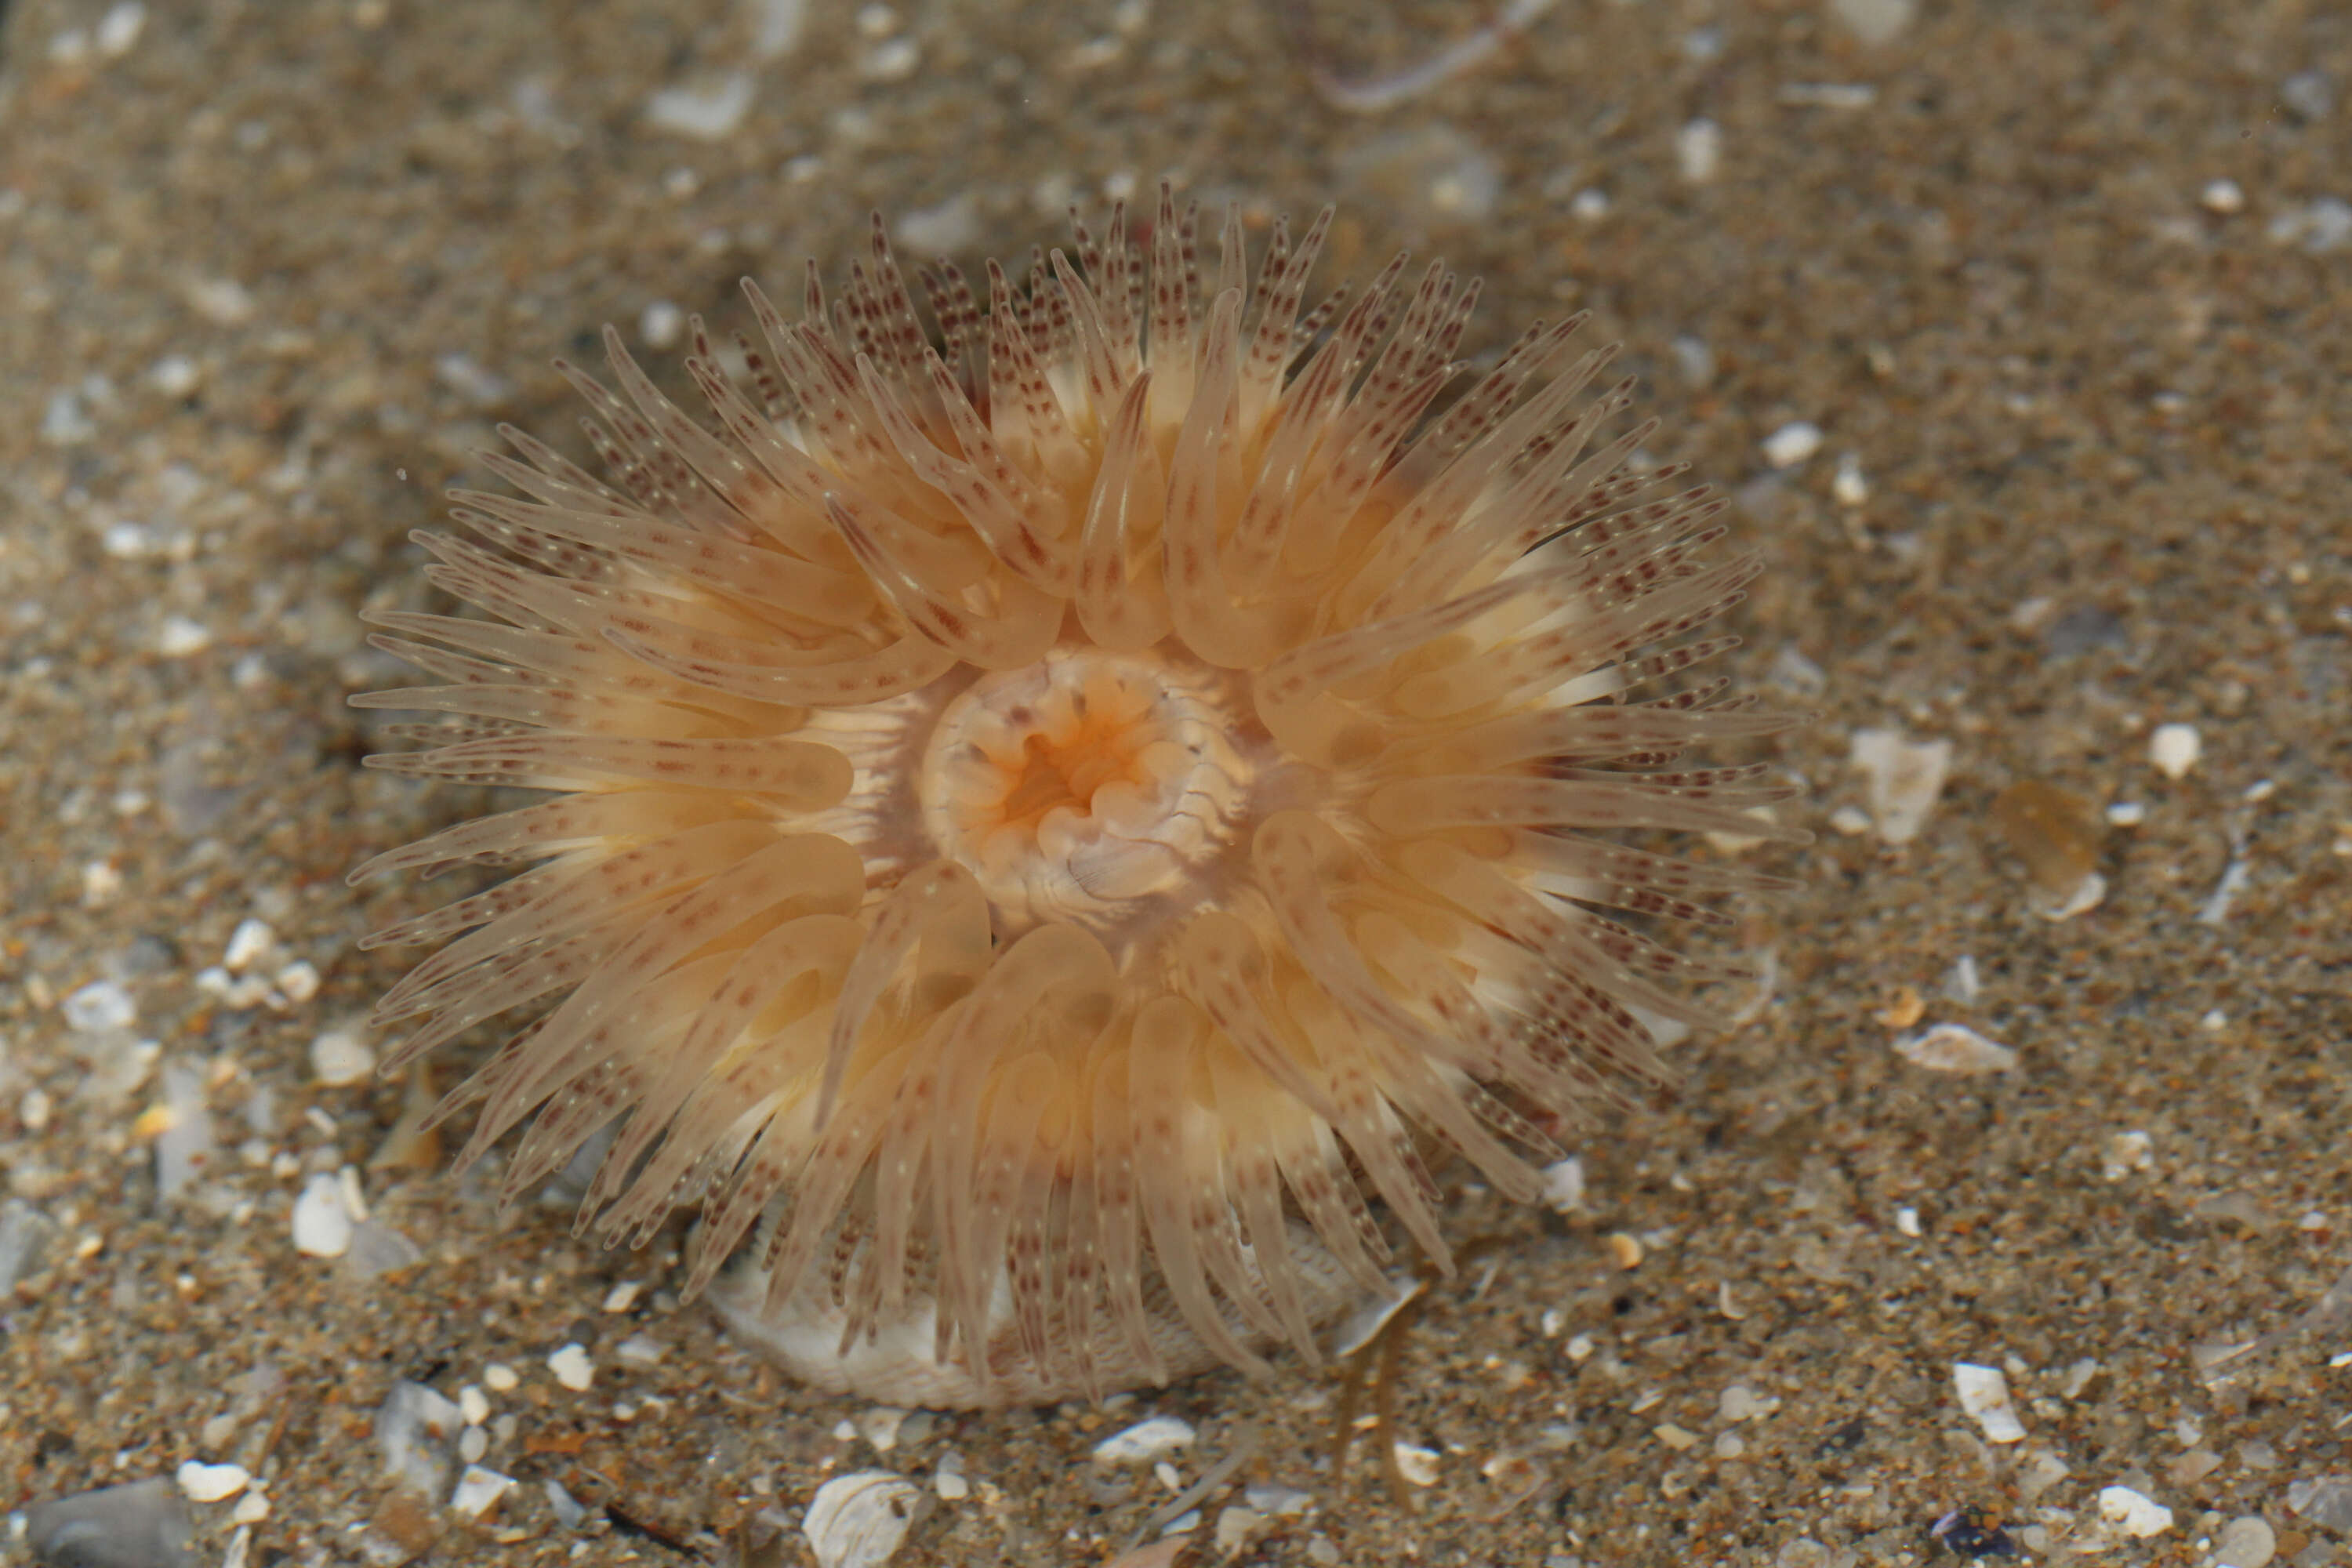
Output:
top-left (351, 185), bottom-right (1800, 1409)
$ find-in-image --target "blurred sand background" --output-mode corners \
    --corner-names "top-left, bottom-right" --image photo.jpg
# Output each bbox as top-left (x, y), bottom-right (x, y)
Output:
top-left (1, 0), bottom-right (2348, 1564)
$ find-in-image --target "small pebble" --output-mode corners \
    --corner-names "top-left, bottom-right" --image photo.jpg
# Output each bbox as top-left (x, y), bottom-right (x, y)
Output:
top-left (223, 918), bottom-right (276, 973)
top-left (2020, 1449), bottom-right (2071, 1499)
top-left (1831, 0), bottom-right (1916, 45)
top-left (1719, 1384), bottom-right (1769, 1423)
top-left (376, 1381), bottom-right (463, 1497)
top-left (857, 1406), bottom-right (909, 1452)
top-left (1828, 804), bottom-right (1873, 836)
top-left (1671, 334), bottom-right (1715, 388)
top-left (483, 1362), bottom-right (521, 1392)
top-left (861, 37), bottom-right (921, 81)
top-left (458, 1385), bottom-right (491, 1426)
top-left (1214, 1504), bottom-right (1266, 1552)
top-left (1675, 118), bottom-right (1722, 184)
top-left (0, 1200), bottom-right (60, 1292)
top-left (1244, 1483), bottom-right (1314, 1516)
top-left (156, 615), bottom-right (211, 656)
top-left (644, 71), bottom-right (756, 140)
top-left (2212, 1515), bottom-right (2275, 1568)
top-left (2149, 722), bottom-right (2201, 779)
top-left (277, 960), bottom-right (321, 1003)
top-left (2201, 177), bottom-right (2246, 214)
top-left (639, 300), bottom-right (684, 350)
top-left (1539, 1156), bottom-right (1585, 1214)
top-left (2286, 1474), bottom-right (2352, 1531)
top-left (151, 353), bottom-right (201, 397)
top-left (2101, 1129), bottom-right (2154, 1180)
top-left (26, 1478), bottom-right (194, 1568)
top-left (545, 1478), bottom-right (590, 1529)
top-left (601, 1279), bottom-right (644, 1313)
top-left (1831, 452), bottom-right (1868, 506)
top-left (64, 979), bottom-right (137, 1033)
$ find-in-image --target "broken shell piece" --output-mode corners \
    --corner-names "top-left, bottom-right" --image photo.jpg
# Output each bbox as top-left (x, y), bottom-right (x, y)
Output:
top-left (1330, 1275), bottom-right (1425, 1359)
top-left (1391, 1443), bottom-right (1440, 1487)
top-left (2097, 1484), bottom-right (2174, 1538)
top-left (1092, 1417), bottom-right (1197, 1465)
top-left (1952, 1362), bottom-right (2027, 1443)
top-left (1874, 986), bottom-right (1926, 1029)
top-left (1540, 1156), bottom-right (1585, 1214)
top-left (1992, 779), bottom-right (2107, 920)
top-left (1848, 729), bottom-right (1954, 845)
top-left (804, 1472), bottom-right (924, 1568)
top-left (2101, 1129), bottom-right (2154, 1181)
top-left (1893, 1023), bottom-right (2017, 1076)
top-left (2149, 723), bottom-right (2201, 780)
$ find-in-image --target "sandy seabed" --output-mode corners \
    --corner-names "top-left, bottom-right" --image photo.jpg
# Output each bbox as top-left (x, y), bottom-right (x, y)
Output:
top-left (1, 1), bottom-right (2347, 1565)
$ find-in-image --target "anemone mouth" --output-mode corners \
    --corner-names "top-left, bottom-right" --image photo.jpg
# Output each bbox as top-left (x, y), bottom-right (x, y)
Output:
top-left (915, 644), bottom-right (1277, 951)
top-left (353, 182), bottom-right (1803, 1407)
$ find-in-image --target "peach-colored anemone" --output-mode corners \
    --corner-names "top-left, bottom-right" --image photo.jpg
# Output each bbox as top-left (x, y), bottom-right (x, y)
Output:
top-left (351, 184), bottom-right (1802, 1409)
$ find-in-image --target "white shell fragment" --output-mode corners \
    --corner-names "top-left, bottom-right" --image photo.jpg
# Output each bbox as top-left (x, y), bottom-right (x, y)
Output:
top-left (1952, 1362), bottom-right (2027, 1443)
top-left (1093, 1416), bottom-right (1197, 1465)
top-left (1539, 1156), bottom-right (1586, 1214)
top-left (1675, 118), bottom-right (1723, 184)
top-left (290, 1172), bottom-right (354, 1258)
top-left (223, 918), bottom-right (277, 973)
top-left (1760, 419), bottom-right (1823, 469)
top-left (1391, 1443), bottom-right (1441, 1486)
top-left (2101, 1129), bottom-right (2154, 1181)
top-left (546, 1343), bottom-right (595, 1391)
top-left (449, 1466), bottom-right (515, 1519)
top-left (1893, 1023), bottom-right (2017, 1076)
top-left (1848, 729), bottom-right (1954, 845)
top-left (644, 72), bottom-right (756, 140)
top-left (309, 1024), bottom-right (376, 1087)
top-left (2096, 1484), bottom-right (2173, 1537)
top-left (2149, 723), bottom-right (2201, 779)
top-left (1831, 452), bottom-right (1869, 506)
top-left (174, 1461), bottom-right (250, 1503)
top-left (804, 1471), bottom-right (924, 1568)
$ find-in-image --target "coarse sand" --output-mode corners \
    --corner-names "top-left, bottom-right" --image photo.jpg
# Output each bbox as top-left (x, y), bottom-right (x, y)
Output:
top-left (1, 2), bottom-right (2347, 1565)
